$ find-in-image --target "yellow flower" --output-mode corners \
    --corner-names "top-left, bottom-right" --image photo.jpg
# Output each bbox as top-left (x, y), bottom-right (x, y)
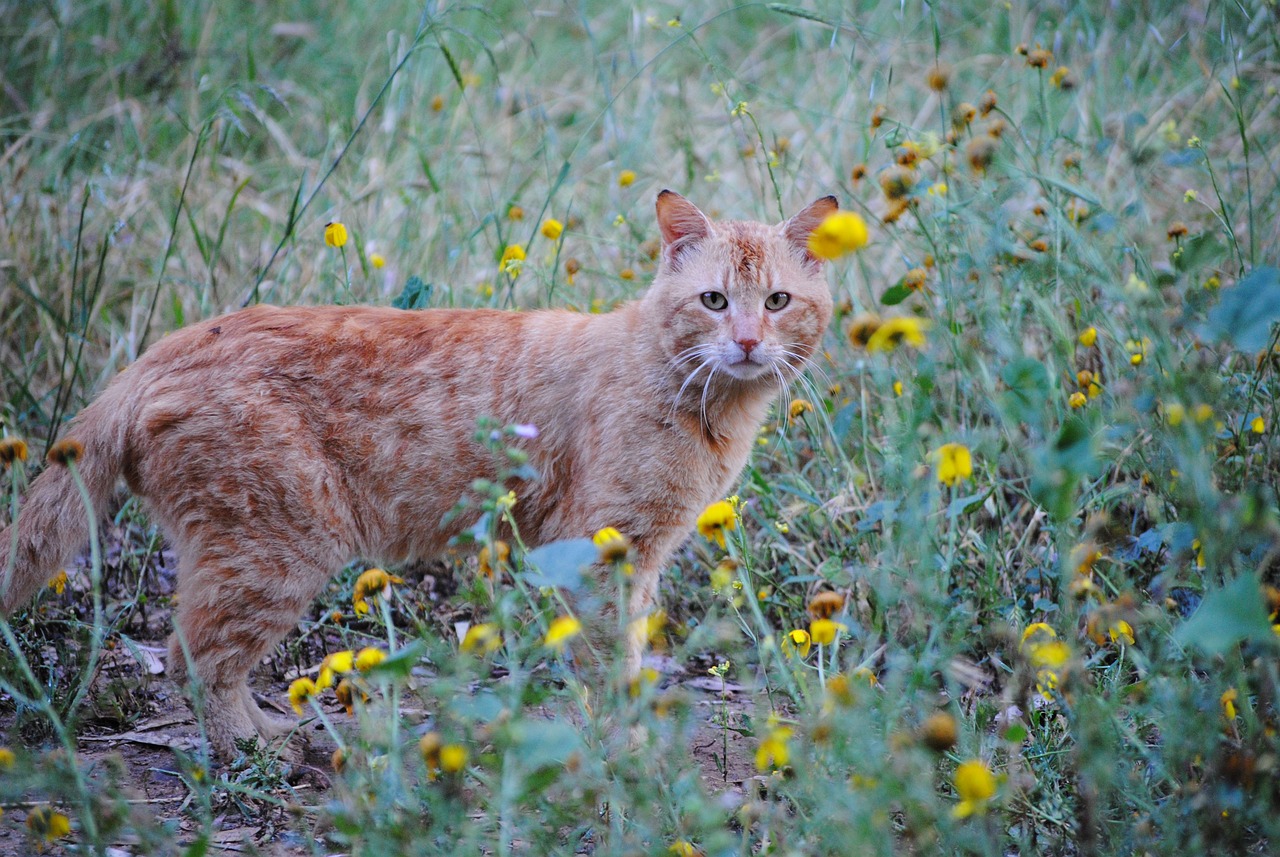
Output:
top-left (1027, 639), bottom-right (1071, 671)
top-left (317, 649), bottom-right (356, 689)
top-left (544, 615), bottom-right (582, 651)
top-left (851, 665), bottom-right (876, 686)
top-left (920, 712), bottom-right (958, 752)
top-left (934, 442), bottom-right (973, 487)
top-left (25, 806), bottom-right (70, 843)
top-left (478, 540), bottom-right (510, 578)
top-left (439, 744), bottom-right (468, 773)
top-left (370, 252), bottom-right (386, 269)
top-left (507, 204), bottom-right (524, 221)
top-left (1020, 623), bottom-right (1058, 648)
top-left (670, 841), bottom-right (701, 857)
top-left (1077, 326), bottom-right (1097, 347)
top-left (288, 677), bottom-right (317, 714)
top-left (782, 629), bottom-right (812, 659)
top-left (500, 244), bottom-right (526, 276)
top-left (0, 747), bottom-right (13, 768)
top-left (1221, 688), bottom-right (1238, 720)
top-left (1252, 416), bottom-right (1265, 434)
top-left (324, 221), bottom-right (348, 248)
top-left (593, 526), bottom-right (631, 564)
top-left (696, 500), bottom-right (738, 549)
top-left (1068, 391), bottom-right (1087, 409)
top-left (865, 316), bottom-right (929, 352)
top-left (47, 571), bottom-right (67, 595)
top-left (809, 618), bottom-right (846, 645)
top-left (788, 398), bottom-right (814, 418)
top-left (353, 568), bottom-right (403, 614)
top-left (618, 169), bottom-right (637, 187)
top-left (0, 437), bottom-right (28, 466)
top-left (892, 379), bottom-right (903, 396)
top-left (541, 218), bottom-right (564, 240)
top-left (952, 759), bottom-right (997, 818)
top-left (355, 647), bottom-right (387, 672)
top-left (807, 211), bottom-right (870, 260)
top-left (461, 622), bottom-right (503, 654)
top-left (1109, 620), bottom-right (1135, 646)
top-left (709, 558), bottom-right (736, 592)
top-left (754, 726), bottom-right (793, 771)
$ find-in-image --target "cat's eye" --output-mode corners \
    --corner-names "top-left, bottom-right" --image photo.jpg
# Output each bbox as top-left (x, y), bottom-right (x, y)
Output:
top-left (700, 291), bottom-right (728, 311)
top-left (765, 292), bottom-right (791, 311)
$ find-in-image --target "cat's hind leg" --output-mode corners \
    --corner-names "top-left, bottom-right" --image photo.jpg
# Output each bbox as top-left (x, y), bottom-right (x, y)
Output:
top-left (167, 547), bottom-right (343, 762)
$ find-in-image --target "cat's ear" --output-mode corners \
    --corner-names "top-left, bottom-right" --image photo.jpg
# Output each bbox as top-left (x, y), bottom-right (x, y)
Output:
top-left (656, 190), bottom-right (712, 270)
top-left (783, 196), bottom-right (840, 271)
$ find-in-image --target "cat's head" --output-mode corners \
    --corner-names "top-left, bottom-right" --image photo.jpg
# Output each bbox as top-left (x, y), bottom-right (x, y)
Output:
top-left (642, 190), bottom-right (837, 389)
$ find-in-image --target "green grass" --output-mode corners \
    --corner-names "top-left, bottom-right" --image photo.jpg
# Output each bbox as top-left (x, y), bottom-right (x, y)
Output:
top-left (3, 0), bottom-right (1280, 854)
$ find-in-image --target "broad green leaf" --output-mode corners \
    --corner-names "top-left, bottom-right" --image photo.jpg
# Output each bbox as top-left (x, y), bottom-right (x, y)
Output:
top-left (880, 283), bottom-right (913, 306)
top-left (1173, 575), bottom-right (1274, 654)
top-left (392, 275), bottom-right (434, 310)
top-left (1201, 267), bottom-right (1280, 352)
top-left (521, 538), bottom-right (596, 590)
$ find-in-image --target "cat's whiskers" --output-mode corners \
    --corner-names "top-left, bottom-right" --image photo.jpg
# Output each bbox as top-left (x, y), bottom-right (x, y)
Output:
top-left (670, 355), bottom-right (716, 426)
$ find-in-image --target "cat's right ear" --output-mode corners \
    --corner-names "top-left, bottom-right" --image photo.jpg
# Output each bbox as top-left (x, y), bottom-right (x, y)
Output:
top-left (656, 190), bottom-right (712, 271)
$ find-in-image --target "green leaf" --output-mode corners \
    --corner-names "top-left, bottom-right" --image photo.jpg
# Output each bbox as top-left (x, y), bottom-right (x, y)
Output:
top-left (1003, 723), bottom-right (1028, 743)
top-left (392, 276), bottom-right (434, 310)
top-left (1173, 233), bottom-right (1225, 273)
top-left (521, 538), bottom-right (597, 590)
top-left (1173, 575), bottom-right (1274, 655)
top-left (880, 283), bottom-right (913, 306)
top-left (1201, 266), bottom-right (1280, 352)
top-left (947, 488), bottom-right (993, 519)
top-left (998, 358), bottom-right (1050, 431)
top-left (1030, 417), bottom-right (1096, 522)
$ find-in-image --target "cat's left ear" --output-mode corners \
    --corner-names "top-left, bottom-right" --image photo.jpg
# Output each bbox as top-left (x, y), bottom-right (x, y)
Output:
top-left (656, 189), bottom-right (713, 271)
top-left (782, 196), bottom-right (840, 271)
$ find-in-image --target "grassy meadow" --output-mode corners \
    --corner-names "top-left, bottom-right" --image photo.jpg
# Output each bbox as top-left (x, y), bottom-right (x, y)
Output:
top-left (3, 0), bottom-right (1280, 854)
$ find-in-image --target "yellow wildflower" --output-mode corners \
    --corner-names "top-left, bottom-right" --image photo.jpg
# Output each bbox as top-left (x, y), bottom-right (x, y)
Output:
top-left (808, 590), bottom-right (845, 619)
top-left (754, 726), bottom-right (793, 771)
top-left (439, 744), bottom-right (468, 773)
top-left (592, 526), bottom-right (631, 563)
top-left (618, 169), bottom-right (637, 187)
top-left (893, 380), bottom-right (903, 396)
top-left (317, 649), bottom-right (356, 689)
top-left (788, 398), bottom-right (814, 418)
top-left (500, 244), bottom-right (526, 276)
top-left (370, 252), bottom-right (386, 269)
top-left (709, 558), bottom-right (736, 592)
top-left (1221, 688), bottom-right (1238, 721)
top-left (934, 442), bottom-right (973, 487)
top-left (670, 841), bottom-right (701, 857)
top-left (0, 437), bottom-right (28, 466)
top-left (324, 221), bottom-right (348, 248)
top-left (541, 218), bottom-right (564, 240)
top-left (461, 622), bottom-right (502, 654)
top-left (1252, 416), bottom-right (1265, 434)
top-left (353, 567), bottom-right (402, 615)
top-left (288, 677), bottom-right (317, 714)
top-left (1109, 620), bottom-right (1135, 646)
top-left (478, 540), bottom-right (510, 578)
top-left (809, 618), bottom-right (846, 645)
top-left (920, 711), bottom-right (958, 752)
top-left (952, 759), bottom-right (997, 818)
top-left (0, 747), bottom-right (13, 768)
top-left (25, 806), bottom-right (71, 844)
top-left (544, 615), bottom-right (582, 651)
top-left (696, 500), bottom-right (738, 549)
top-left (866, 316), bottom-right (929, 352)
top-left (1020, 623), bottom-right (1058, 648)
top-left (47, 571), bottom-right (67, 595)
top-left (355, 647), bottom-right (387, 672)
top-left (1078, 326), bottom-right (1098, 347)
top-left (46, 438), bottom-right (83, 466)
top-left (807, 211), bottom-right (870, 260)
top-left (507, 204), bottom-right (524, 221)
top-left (782, 629), bottom-right (812, 659)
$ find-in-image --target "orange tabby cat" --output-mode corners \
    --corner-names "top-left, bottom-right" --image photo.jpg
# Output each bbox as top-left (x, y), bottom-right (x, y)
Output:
top-left (1, 190), bottom-right (837, 760)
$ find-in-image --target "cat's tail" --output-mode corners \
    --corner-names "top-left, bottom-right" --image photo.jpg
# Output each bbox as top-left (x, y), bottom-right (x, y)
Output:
top-left (0, 379), bottom-right (134, 614)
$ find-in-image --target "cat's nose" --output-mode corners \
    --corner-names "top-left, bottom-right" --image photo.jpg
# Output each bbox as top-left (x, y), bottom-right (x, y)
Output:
top-left (737, 338), bottom-right (760, 356)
